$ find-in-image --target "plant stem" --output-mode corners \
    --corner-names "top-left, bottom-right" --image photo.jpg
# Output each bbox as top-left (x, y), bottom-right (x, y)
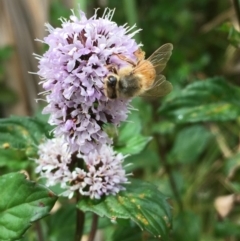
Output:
top-left (88, 214), bottom-right (99, 241)
top-left (35, 221), bottom-right (44, 241)
top-left (151, 101), bottom-right (183, 211)
top-left (155, 134), bottom-right (184, 212)
top-left (75, 192), bottom-right (85, 241)
top-left (233, 0), bottom-right (240, 28)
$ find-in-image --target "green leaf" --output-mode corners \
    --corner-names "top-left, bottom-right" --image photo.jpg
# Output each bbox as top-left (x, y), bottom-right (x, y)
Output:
top-left (0, 172), bottom-right (57, 241)
top-left (77, 179), bottom-right (172, 239)
top-left (159, 77), bottom-right (240, 123)
top-left (151, 120), bottom-right (175, 135)
top-left (115, 113), bottom-right (152, 155)
top-left (116, 135), bottom-right (152, 155)
top-left (168, 125), bottom-right (212, 164)
top-left (0, 116), bottom-right (52, 157)
top-left (124, 150), bottom-right (159, 172)
top-left (112, 220), bottom-right (163, 240)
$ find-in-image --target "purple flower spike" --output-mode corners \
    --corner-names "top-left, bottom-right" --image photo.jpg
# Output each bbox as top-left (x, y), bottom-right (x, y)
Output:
top-left (37, 8), bottom-right (141, 154)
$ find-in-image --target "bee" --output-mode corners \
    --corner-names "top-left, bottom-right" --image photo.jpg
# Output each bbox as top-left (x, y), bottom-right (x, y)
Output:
top-left (104, 43), bottom-right (173, 99)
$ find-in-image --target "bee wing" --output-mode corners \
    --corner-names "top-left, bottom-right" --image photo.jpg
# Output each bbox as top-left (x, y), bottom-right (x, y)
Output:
top-left (139, 75), bottom-right (173, 98)
top-left (147, 43), bottom-right (173, 74)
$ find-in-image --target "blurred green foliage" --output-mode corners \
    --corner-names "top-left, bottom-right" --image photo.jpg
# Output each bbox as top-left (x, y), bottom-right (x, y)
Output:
top-left (218, 22), bottom-right (240, 48)
top-left (1, 0), bottom-right (240, 240)
top-left (0, 46), bottom-right (17, 113)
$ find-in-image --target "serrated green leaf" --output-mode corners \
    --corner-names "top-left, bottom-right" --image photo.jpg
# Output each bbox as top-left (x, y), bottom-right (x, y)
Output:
top-left (159, 77), bottom-right (240, 123)
top-left (0, 172), bottom-right (57, 241)
top-left (77, 179), bottom-right (172, 239)
top-left (0, 116), bottom-right (52, 157)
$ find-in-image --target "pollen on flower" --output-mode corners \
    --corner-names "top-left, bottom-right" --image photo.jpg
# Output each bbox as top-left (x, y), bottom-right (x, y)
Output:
top-left (35, 137), bottom-right (129, 199)
top-left (36, 8), bottom-right (141, 155)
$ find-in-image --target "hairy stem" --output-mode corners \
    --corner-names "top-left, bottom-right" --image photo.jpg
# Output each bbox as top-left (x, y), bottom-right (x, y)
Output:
top-left (88, 214), bottom-right (99, 241)
top-left (75, 192), bottom-right (85, 241)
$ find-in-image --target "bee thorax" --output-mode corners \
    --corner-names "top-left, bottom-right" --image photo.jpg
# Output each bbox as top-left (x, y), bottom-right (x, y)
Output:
top-left (118, 75), bottom-right (142, 98)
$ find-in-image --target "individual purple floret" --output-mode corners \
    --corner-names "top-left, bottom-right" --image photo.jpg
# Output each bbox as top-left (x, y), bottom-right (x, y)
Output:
top-left (36, 8), bottom-right (141, 154)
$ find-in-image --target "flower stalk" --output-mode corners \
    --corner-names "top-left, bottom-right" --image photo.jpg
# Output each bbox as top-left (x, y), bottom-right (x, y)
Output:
top-left (75, 192), bottom-right (85, 241)
top-left (87, 214), bottom-right (99, 241)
